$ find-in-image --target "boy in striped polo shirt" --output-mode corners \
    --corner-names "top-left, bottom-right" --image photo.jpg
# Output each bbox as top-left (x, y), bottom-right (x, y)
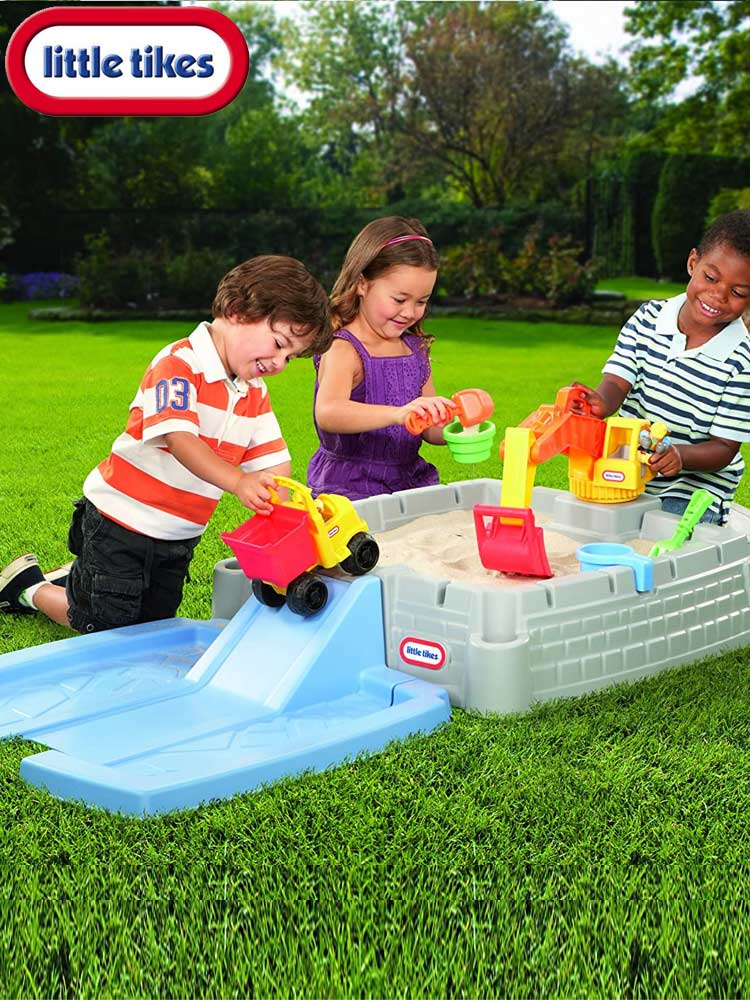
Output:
top-left (569, 210), bottom-right (750, 525)
top-left (0, 256), bottom-right (332, 631)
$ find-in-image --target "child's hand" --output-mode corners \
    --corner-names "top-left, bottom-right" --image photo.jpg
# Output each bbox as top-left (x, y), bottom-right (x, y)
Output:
top-left (649, 444), bottom-right (683, 478)
top-left (568, 382), bottom-right (609, 418)
top-left (398, 395), bottom-right (454, 429)
top-left (232, 470), bottom-right (278, 515)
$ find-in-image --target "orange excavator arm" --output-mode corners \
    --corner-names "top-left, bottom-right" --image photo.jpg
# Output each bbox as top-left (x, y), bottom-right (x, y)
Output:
top-left (500, 385), bottom-right (605, 464)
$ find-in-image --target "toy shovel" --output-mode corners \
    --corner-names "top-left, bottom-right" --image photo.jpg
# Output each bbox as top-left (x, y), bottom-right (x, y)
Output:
top-left (405, 388), bottom-right (494, 435)
top-left (648, 489), bottom-right (714, 557)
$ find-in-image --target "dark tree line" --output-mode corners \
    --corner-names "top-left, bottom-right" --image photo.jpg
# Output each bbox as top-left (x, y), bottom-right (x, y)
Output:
top-left (2, 0), bottom-right (749, 283)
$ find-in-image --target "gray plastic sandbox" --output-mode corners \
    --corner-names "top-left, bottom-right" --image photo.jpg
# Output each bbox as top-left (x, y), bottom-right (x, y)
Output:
top-left (213, 479), bottom-right (750, 714)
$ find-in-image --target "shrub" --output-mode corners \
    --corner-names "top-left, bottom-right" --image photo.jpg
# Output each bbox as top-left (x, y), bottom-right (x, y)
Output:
top-left (706, 188), bottom-right (750, 228)
top-left (498, 227), bottom-right (545, 297)
top-left (8, 271), bottom-right (79, 300)
top-left (439, 238), bottom-right (506, 298)
top-left (77, 233), bottom-right (158, 309)
top-left (537, 235), bottom-right (600, 306)
top-left (437, 228), bottom-right (597, 305)
top-left (652, 153), bottom-right (750, 280)
top-left (163, 248), bottom-right (234, 311)
top-left (76, 235), bottom-right (236, 310)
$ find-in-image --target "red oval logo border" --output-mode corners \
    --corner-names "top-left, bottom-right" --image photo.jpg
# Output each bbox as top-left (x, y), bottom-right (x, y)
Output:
top-left (399, 636), bottom-right (447, 671)
top-left (5, 6), bottom-right (249, 116)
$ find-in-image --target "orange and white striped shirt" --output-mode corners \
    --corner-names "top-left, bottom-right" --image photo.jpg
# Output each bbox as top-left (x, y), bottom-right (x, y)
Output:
top-left (84, 323), bottom-right (290, 540)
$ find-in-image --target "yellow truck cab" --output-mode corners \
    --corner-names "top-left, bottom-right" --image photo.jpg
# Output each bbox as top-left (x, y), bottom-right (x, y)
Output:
top-left (222, 477), bottom-right (380, 617)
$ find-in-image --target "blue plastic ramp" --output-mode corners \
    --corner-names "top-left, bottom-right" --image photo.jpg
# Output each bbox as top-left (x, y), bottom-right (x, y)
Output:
top-left (0, 577), bottom-right (450, 814)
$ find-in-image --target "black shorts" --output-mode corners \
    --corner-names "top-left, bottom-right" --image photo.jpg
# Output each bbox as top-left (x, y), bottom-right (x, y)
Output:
top-left (65, 498), bottom-right (200, 634)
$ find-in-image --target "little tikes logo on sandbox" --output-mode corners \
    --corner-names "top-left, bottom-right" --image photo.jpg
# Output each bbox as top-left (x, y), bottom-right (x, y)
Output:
top-left (399, 636), bottom-right (447, 671)
top-left (5, 6), bottom-right (249, 116)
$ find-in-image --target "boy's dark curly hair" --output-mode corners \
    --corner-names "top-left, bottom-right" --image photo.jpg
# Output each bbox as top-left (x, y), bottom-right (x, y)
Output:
top-left (698, 210), bottom-right (750, 258)
top-left (212, 256), bottom-right (332, 358)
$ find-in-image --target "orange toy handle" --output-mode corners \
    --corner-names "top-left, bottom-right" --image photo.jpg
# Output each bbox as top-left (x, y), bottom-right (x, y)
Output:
top-left (405, 402), bottom-right (457, 435)
top-left (405, 388), bottom-right (494, 435)
top-left (405, 409), bottom-right (438, 435)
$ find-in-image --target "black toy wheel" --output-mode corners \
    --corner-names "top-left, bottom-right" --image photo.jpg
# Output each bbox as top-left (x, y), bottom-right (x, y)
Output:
top-left (252, 578), bottom-right (286, 608)
top-left (286, 573), bottom-right (329, 617)
top-left (340, 532), bottom-right (380, 576)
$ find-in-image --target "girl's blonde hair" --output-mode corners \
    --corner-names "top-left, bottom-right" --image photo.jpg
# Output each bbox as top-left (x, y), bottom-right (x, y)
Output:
top-left (331, 216), bottom-right (439, 340)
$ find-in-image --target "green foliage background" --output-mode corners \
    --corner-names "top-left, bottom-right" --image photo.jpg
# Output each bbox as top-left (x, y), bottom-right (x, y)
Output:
top-left (6, 2), bottom-right (750, 288)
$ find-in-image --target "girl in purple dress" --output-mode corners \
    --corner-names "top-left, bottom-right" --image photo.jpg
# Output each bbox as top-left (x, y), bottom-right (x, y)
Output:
top-left (307, 217), bottom-right (453, 501)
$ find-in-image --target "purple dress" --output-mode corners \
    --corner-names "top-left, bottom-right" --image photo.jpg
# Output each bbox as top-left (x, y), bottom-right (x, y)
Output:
top-left (307, 330), bottom-right (440, 501)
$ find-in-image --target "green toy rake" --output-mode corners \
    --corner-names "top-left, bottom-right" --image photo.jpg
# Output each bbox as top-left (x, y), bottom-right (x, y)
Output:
top-left (648, 489), bottom-right (714, 557)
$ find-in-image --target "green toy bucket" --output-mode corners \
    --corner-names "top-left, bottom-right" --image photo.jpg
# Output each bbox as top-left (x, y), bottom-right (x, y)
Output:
top-left (442, 418), bottom-right (496, 463)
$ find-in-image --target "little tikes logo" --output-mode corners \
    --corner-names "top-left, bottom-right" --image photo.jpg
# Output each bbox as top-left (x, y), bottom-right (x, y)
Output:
top-left (602, 470), bottom-right (626, 483)
top-left (399, 636), bottom-right (447, 671)
top-left (5, 6), bottom-right (249, 116)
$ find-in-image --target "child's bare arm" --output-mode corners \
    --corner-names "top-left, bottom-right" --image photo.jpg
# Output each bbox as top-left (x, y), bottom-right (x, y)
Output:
top-left (315, 340), bottom-right (451, 432)
top-left (419, 375), bottom-right (452, 445)
top-left (649, 436), bottom-right (740, 478)
top-left (568, 375), bottom-right (632, 418)
top-left (164, 431), bottom-right (290, 514)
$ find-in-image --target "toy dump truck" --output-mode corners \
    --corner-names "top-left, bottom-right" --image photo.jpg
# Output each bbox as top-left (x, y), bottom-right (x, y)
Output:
top-left (221, 476), bottom-right (379, 617)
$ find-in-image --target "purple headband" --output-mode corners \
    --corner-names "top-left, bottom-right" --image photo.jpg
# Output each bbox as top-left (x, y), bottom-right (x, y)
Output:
top-left (382, 234), bottom-right (433, 248)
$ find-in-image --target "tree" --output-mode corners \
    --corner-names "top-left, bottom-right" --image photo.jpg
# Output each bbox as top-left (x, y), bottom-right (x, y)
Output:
top-left (404, 3), bottom-right (628, 206)
top-left (0, 3), bottom-right (102, 269)
top-left (625, 0), bottom-right (750, 155)
top-left (71, 3), bottom-right (315, 243)
top-left (212, 106), bottom-right (314, 211)
top-left (283, 0), bottom-right (629, 208)
top-left (280, 0), bottom-right (421, 204)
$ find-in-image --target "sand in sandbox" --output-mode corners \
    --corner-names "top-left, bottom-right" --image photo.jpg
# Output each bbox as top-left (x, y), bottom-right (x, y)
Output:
top-left (374, 509), bottom-right (654, 589)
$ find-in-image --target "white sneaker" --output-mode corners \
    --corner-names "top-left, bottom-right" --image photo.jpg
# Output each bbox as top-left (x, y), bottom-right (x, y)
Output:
top-left (0, 554), bottom-right (45, 614)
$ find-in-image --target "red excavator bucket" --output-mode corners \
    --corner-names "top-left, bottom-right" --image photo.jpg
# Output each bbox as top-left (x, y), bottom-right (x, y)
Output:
top-left (473, 505), bottom-right (552, 578)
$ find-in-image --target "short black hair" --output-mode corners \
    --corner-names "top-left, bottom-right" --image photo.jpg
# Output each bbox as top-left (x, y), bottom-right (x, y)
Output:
top-left (698, 210), bottom-right (750, 258)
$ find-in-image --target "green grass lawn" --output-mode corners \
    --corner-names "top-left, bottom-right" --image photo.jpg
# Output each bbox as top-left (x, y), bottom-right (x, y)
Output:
top-left (2, 301), bottom-right (750, 996)
top-left (597, 276), bottom-right (686, 301)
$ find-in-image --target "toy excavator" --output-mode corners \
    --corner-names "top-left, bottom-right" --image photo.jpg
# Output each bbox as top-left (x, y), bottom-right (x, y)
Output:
top-left (474, 385), bottom-right (669, 578)
top-left (500, 384), bottom-right (663, 506)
